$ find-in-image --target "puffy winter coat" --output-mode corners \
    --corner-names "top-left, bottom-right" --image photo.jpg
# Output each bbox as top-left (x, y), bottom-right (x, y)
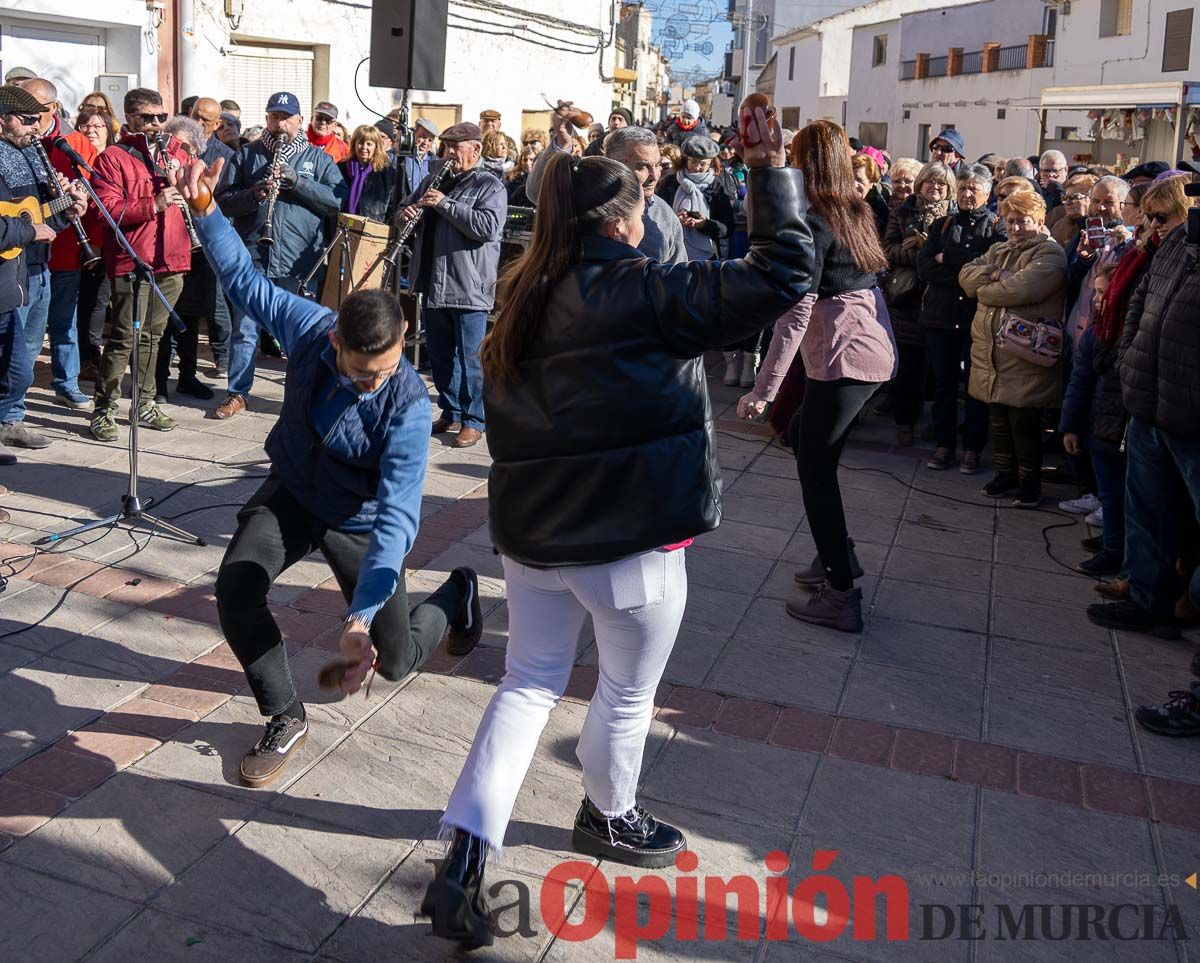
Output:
top-left (959, 233), bottom-right (1068, 408)
top-left (1119, 225), bottom-right (1200, 439)
top-left (1059, 326), bottom-right (1126, 452)
top-left (883, 196), bottom-right (955, 344)
top-left (486, 167), bottom-right (814, 568)
top-left (917, 207), bottom-right (1005, 333)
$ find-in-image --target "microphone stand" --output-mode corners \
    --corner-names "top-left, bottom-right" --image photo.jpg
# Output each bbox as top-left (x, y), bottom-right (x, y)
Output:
top-left (37, 174), bottom-right (205, 548)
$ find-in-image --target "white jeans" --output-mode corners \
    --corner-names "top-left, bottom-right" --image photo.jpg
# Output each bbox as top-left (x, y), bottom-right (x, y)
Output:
top-left (442, 549), bottom-right (687, 850)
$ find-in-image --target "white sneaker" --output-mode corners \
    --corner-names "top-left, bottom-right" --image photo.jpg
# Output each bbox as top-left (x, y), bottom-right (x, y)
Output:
top-left (1058, 493), bottom-right (1101, 514)
top-left (722, 351), bottom-right (740, 386)
top-left (1085, 506), bottom-right (1104, 526)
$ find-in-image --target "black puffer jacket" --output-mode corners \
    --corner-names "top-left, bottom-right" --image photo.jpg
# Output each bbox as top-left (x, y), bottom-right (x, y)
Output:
top-left (1119, 225), bottom-right (1200, 439)
top-left (883, 195), bottom-right (955, 344)
top-left (917, 207), bottom-right (1005, 332)
top-left (338, 159), bottom-right (397, 224)
top-left (486, 167), bottom-right (814, 567)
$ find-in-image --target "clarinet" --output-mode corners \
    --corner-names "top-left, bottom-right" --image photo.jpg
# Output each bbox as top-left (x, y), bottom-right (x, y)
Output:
top-left (153, 133), bottom-right (202, 252)
top-left (378, 159), bottom-right (457, 290)
top-left (31, 138), bottom-right (101, 269)
top-left (258, 133), bottom-right (288, 249)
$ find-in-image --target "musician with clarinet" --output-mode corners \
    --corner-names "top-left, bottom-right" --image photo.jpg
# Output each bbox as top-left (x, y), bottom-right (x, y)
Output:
top-left (0, 83), bottom-right (87, 463)
top-left (88, 87), bottom-right (192, 442)
top-left (213, 91), bottom-right (346, 421)
top-left (398, 121), bottom-right (506, 449)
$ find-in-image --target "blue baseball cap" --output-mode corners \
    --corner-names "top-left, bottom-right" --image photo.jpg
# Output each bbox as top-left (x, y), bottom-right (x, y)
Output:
top-left (265, 91), bottom-right (301, 117)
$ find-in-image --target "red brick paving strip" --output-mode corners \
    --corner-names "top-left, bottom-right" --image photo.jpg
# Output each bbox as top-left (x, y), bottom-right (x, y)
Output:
top-left (1081, 765), bottom-right (1151, 819)
top-left (0, 779), bottom-right (69, 836)
top-left (103, 698), bottom-right (200, 741)
top-left (658, 687), bottom-right (723, 729)
top-left (830, 718), bottom-right (895, 766)
top-left (1016, 752), bottom-right (1083, 805)
top-left (5, 747), bottom-right (115, 799)
top-left (954, 741), bottom-right (1017, 791)
top-left (715, 698), bottom-right (780, 741)
top-left (891, 729), bottom-right (956, 778)
top-left (770, 707), bottom-right (836, 753)
top-left (57, 722), bottom-right (161, 769)
top-left (1147, 778), bottom-right (1200, 832)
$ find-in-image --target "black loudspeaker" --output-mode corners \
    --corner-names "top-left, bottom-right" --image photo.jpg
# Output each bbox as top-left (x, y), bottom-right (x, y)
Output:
top-left (369, 0), bottom-right (449, 92)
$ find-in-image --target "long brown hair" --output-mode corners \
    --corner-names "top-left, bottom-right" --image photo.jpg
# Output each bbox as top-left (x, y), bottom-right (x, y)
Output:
top-left (482, 153), bottom-right (642, 386)
top-left (790, 121), bottom-right (887, 274)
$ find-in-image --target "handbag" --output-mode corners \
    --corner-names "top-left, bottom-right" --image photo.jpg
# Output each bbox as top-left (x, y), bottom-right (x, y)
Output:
top-left (995, 312), bottom-right (1064, 367)
top-left (880, 266), bottom-right (919, 307)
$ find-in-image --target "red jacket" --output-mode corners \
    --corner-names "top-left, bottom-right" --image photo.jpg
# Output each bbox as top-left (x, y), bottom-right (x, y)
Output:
top-left (92, 131), bottom-right (192, 277)
top-left (308, 126), bottom-right (350, 163)
top-left (45, 128), bottom-right (101, 272)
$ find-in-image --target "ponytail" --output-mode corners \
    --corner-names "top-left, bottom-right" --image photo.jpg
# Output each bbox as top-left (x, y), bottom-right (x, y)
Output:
top-left (482, 153), bottom-right (641, 386)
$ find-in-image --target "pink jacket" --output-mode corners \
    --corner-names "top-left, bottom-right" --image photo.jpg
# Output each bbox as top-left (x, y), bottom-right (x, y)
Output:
top-left (751, 289), bottom-right (897, 401)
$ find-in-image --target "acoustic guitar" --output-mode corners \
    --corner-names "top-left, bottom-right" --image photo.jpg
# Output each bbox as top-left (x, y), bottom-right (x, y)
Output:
top-left (0, 191), bottom-right (81, 260)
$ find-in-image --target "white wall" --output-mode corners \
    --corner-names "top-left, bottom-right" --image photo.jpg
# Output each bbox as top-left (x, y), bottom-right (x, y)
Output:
top-left (845, 18), bottom-right (902, 149)
top-left (182, 0), bottom-right (615, 134)
top-left (898, 0), bottom-right (1047, 59)
top-left (1051, 0), bottom-right (1200, 86)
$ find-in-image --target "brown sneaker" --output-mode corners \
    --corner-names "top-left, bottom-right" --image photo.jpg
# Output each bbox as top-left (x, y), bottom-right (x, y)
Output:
top-left (1094, 578), bottom-right (1130, 601)
top-left (959, 451), bottom-right (981, 475)
top-left (453, 426), bottom-right (483, 448)
top-left (785, 584), bottom-right (864, 633)
top-left (239, 715), bottom-right (308, 787)
top-left (895, 426), bottom-right (915, 447)
top-left (926, 447), bottom-right (955, 470)
top-left (431, 416), bottom-right (462, 435)
top-left (215, 394), bottom-right (247, 420)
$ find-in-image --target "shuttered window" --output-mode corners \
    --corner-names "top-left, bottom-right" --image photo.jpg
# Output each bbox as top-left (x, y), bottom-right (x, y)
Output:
top-left (1163, 8), bottom-right (1193, 72)
top-left (1099, 0), bottom-right (1133, 37)
top-left (228, 44), bottom-right (315, 123)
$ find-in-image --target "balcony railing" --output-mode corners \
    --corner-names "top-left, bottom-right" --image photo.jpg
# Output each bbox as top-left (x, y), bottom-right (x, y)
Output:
top-left (899, 39), bottom-right (1053, 80)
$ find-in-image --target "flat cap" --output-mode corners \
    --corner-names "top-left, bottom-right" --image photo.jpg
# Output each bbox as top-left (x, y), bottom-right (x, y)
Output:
top-left (0, 84), bottom-right (49, 115)
top-left (415, 117), bottom-right (439, 138)
top-left (479, 109), bottom-right (501, 121)
top-left (441, 121), bottom-right (483, 143)
top-left (681, 134), bottom-right (718, 159)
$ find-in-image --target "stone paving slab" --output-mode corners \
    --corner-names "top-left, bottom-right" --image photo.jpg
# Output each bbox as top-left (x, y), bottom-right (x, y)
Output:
top-left (2, 357), bottom-right (1198, 961)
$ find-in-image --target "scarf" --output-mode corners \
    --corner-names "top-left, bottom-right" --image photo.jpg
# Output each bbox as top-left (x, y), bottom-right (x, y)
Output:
top-left (306, 125), bottom-right (335, 148)
top-left (1095, 232), bottom-right (1157, 342)
top-left (260, 128), bottom-right (309, 165)
top-left (675, 115), bottom-right (698, 132)
top-left (345, 160), bottom-right (372, 215)
top-left (913, 195), bottom-right (952, 230)
top-left (481, 155), bottom-right (513, 177)
top-left (672, 174), bottom-right (714, 260)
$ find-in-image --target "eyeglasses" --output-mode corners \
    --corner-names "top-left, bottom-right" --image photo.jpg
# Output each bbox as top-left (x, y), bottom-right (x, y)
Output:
top-left (1064, 193), bottom-right (1088, 202)
top-left (1144, 211), bottom-right (1172, 225)
top-left (343, 362), bottom-right (400, 386)
top-left (1040, 166), bottom-right (1066, 175)
top-left (135, 111), bottom-right (169, 123)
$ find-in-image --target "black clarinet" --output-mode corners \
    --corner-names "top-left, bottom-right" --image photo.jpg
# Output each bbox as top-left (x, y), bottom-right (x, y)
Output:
top-left (258, 133), bottom-right (288, 249)
top-left (152, 133), bottom-right (202, 251)
top-left (375, 159), bottom-right (457, 289)
top-left (31, 137), bottom-right (101, 269)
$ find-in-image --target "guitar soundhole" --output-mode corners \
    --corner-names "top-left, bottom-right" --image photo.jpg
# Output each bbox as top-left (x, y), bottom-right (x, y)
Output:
top-left (19, 211), bottom-right (32, 222)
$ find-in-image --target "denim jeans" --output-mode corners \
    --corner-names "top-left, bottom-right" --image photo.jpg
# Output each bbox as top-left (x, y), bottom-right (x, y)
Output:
top-left (788, 377), bottom-right (879, 590)
top-left (1090, 448), bottom-right (1126, 561)
top-left (208, 289), bottom-right (231, 367)
top-left (226, 304), bottom-right (259, 399)
top-left (1124, 417), bottom-right (1200, 617)
top-left (0, 309), bottom-right (33, 425)
top-left (215, 475), bottom-right (461, 716)
top-left (423, 307), bottom-right (487, 429)
top-left (11, 266), bottom-right (51, 422)
top-left (48, 270), bottom-right (83, 396)
top-left (442, 549), bottom-right (686, 849)
top-left (924, 326), bottom-right (988, 454)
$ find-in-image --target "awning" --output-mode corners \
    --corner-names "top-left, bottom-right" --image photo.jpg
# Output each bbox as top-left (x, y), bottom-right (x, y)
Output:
top-left (1040, 81), bottom-right (1200, 110)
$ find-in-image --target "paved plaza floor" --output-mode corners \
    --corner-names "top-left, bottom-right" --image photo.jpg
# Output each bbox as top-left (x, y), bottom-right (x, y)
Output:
top-left (1, 352), bottom-right (1198, 961)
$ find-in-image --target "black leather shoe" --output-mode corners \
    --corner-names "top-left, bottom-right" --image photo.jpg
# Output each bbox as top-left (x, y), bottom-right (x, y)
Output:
top-left (421, 828), bottom-right (495, 949)
top-left (982, 473), bottom-right (1018, 498)
top-left (571, 797), bottom-right (685, 868)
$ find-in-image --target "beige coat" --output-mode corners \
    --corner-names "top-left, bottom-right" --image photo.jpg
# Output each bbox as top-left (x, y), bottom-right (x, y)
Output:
top-left (959, 234), bottom-right (1068, 408)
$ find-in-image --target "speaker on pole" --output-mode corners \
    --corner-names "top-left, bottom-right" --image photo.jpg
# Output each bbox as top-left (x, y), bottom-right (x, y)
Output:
top-left (369, 0), bottom-right (450, 92)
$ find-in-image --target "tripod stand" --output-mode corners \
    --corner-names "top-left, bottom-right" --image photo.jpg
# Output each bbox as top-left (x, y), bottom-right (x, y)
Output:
top-left (37, 177), bottom-right (204, 548)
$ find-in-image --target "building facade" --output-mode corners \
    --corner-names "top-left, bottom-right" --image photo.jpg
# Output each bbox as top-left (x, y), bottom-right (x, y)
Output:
top-left (1, 0), bottom-right (617, 142)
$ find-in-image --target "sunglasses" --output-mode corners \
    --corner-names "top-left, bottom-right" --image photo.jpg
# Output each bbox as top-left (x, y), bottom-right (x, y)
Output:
top-left (1145, 211), bottom-right (1172, 225)
top-left (135, 111), bottom-right (169, 123)
top-left (930, 144), bottom-right (954, 154)
top-left (13, 114), bottom-right (41, 126)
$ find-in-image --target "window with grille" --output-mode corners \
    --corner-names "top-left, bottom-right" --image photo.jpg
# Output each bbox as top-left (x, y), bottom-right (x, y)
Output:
top-left (1163, 8), bottom-right (1193, 72)
top-left (872, 35), bottom-right (887, 67)
top-left (228, 44), bottom-right (314, 123)
top-left (858, 122), bottom-right (887, 149)
top-left (1099, 0), bottom-right (1133, 37)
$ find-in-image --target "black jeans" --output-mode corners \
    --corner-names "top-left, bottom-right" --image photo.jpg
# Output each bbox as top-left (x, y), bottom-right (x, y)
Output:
top-left (76, 266), bottom-right (110, 364)
top-left (924, 326), bottom-right (989, 454)
top-left (155, 312), bottom-right (201, 394)
top-left (215, 476), bottom-right (462, 716)
top-left (789, 377), bottom-right (880, 590)
top-left (989, 403), bottom-right (1042, 483)
top-left (891, 340), bottom-right (926, 429)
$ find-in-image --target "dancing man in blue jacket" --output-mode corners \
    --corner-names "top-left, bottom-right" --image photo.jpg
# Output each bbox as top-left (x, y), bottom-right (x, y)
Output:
top-left (179, 157), bottom-right (483, 789)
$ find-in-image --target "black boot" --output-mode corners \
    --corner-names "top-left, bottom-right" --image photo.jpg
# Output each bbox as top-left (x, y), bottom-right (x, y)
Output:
top-left (421, 828), bottom-right (494, 948)
top-left (571, 797), bottom-right (685, 868)
top-left (982, 472), bottom-right (1018, 498)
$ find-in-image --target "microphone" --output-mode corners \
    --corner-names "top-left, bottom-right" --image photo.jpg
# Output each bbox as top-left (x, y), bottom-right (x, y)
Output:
top-left (52, 137), bottom-right (96, 176)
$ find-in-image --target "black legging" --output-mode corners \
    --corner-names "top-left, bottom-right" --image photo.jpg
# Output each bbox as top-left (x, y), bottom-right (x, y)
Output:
top-left (788, 377), bottom-right (880, 590)
top-left (76, 266), bottom-right (110, 364)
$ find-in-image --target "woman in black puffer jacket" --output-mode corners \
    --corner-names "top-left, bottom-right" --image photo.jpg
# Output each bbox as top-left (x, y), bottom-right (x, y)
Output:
top-left (882, 160), bottom-right (957, 444)
top-left (916, 163), bottom-right (1005, 472)
top-left (424, 106), bottom-right (814, 949)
